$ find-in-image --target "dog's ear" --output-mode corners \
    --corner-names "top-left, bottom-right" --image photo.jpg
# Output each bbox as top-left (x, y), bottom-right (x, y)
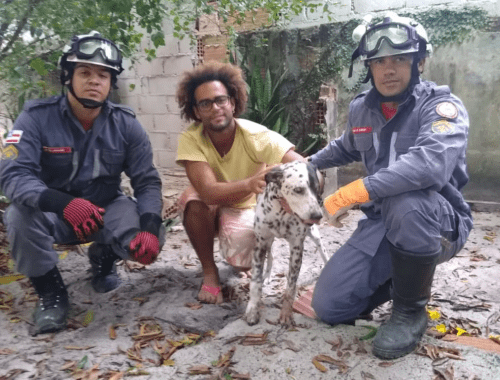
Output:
top-left (265, 166), bottom-right (284, 185)
top-left (306, 162), bottom-right (324, 198)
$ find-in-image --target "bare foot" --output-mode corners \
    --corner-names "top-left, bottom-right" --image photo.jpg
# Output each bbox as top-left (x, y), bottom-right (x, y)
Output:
top-left (198, 271), bottom-right (223, 304)
top-left (233, 266), bottom-right (252, 279)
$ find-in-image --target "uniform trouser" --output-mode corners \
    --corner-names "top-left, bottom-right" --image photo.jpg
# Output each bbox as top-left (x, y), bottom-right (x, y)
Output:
top-left (4, 194), bottom-right (166, 278)
top-left (312, 190), bottom-right (472, 325)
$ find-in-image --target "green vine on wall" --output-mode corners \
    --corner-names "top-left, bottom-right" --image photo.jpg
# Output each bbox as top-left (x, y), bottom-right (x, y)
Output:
top-left (236, 7), bottom-right (491, 154)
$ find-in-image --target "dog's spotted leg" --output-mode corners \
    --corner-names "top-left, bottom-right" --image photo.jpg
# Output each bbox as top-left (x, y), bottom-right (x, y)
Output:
top-left (263, 248), bottom-right (273, 285)
top-left (245, 237), bottom-right (272, 325)
top-left (307, 225), bottom-right (329, 264)
top-left (279, 240), bottom-right (304, 327)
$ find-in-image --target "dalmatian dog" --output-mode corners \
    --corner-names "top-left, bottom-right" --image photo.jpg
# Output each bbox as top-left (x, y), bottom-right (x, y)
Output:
top-left (245, 161), bottom-right (328, 327)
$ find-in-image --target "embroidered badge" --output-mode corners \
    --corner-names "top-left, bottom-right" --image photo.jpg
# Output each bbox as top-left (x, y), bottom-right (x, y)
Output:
top-left (5, 130), bottom-right (23, 144)
top-left (352, 127), bottom-right (373, 134)
top-left (1, 145), bottom-right (19, 160)
top-left (431, 120), bottom-right (455, 134)
top-left (43, 146), bottom-right (72, 154)
top-left (436, 102), bottom-right (458, 119)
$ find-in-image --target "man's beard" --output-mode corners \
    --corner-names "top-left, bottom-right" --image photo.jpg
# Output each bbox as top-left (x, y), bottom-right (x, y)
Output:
top-left (207, 115), bottom-right (232, 132)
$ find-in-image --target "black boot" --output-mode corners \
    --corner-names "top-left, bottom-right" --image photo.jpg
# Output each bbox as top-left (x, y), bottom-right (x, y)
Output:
top-left (372, 244), bottom-right (440, 360)
top-left (30, 266), bottom-right (69, 335)
top-left (88, 243), bottom-right (121, 293)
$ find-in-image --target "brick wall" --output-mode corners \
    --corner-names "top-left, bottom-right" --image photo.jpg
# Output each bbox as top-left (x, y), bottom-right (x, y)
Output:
top-left (117, 21), bottom-right (193, 168)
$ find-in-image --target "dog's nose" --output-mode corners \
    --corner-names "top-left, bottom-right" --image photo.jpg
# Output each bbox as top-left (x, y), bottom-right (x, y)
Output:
top-left (310, 210), bottom-right (323, 221)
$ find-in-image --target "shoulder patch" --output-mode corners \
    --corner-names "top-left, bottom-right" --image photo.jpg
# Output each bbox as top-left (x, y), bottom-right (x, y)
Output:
top-left (431, 120), bottom-right (455, 134)
top-left (1, 145), bottom-right (19, 160)
top-left (436, 102), bottom-right (458, 119)
top-left (5, 129), bottom-right (23, 144)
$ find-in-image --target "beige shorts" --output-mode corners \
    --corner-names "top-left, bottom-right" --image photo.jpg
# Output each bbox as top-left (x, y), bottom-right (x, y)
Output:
top-left (177, 186), bottom-right (256, 269)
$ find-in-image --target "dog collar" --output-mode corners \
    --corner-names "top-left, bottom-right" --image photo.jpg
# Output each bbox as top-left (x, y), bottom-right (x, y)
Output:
top-left (278, 197), bottom-right (320, 226)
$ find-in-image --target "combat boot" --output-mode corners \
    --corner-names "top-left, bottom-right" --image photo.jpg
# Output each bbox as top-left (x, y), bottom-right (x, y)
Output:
top-left (372, 244), bottom-right (440, 360)
top-left (30, 266), bottom-right (69, 335)
top-left (88, 243), bottom-right (121, 293)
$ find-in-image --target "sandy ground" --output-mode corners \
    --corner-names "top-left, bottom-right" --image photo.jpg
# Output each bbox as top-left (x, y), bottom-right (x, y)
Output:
top-left (1, 170), bottom-right (500, 380)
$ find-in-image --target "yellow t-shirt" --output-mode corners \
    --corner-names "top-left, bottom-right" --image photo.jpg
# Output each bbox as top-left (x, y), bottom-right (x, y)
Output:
top-left (176, 118), bottom-right (294, 208)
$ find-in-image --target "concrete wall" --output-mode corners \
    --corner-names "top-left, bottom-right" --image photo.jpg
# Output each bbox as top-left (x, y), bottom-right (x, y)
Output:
top-left (427, 32), bottom-right (500, 201)
top-left (289, 0), bottom-right (500, 26)
top-left (116, 19), bottom-right (195, 168)
top-left (116, 1), bottom-right (500, 202)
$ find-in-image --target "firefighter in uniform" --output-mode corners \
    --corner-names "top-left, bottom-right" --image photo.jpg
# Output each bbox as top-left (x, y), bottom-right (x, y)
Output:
top-left (0, 32), bottom-right (165, 335)
top-left (309, 13), bottom-right (473, 359)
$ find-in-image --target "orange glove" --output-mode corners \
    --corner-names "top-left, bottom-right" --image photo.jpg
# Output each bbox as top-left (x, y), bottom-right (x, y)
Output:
top-left (324, 178), bottom-right (370, 216)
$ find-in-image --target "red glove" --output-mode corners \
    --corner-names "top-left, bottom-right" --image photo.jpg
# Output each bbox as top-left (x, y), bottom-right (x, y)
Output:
top-left (63, 198), bottom-right (105, 242)
top-left (130, 231), bottom-right (160, 265)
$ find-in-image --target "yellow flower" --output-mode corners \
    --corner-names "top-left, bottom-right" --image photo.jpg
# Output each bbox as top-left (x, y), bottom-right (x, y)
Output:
top-left (435, 324), bottom-right (447, 333)
top-left (456, 327), bottom-right (467, 336)
top-left (427, 309), bottom-right (441, 320)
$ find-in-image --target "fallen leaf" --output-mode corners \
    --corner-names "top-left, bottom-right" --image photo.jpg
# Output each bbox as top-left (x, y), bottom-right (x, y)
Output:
top-left (359, 325), bottom-right (377, 340)
top-left (214, 347), bottom-right (236, 368)
top-left (282, 339), bottom-right (300, 352)
top-left (59, 361), bottom-right (77, 371)
top-left (108, 372), bottom-right (124, 380)
top-left (428, 309), bottom-right (441, 320)
top-left (361, 371), bottom-right (376, 379)
top-left (436, 324), bottom-right (448, 334)
top-left (312, 358), bottom-right (327, 372)
top-left (64, 346), bottom-right (95, 350)
top-left (231, 374), bottom-right (251, 379)
top-left (378, 361), bottom-right (394, 367)
top-left (489, 336), bottom-right (500, 345)
top-left (59, 250), bottom-right (69, 259)
top-left (433, 361), bottom-right (455, 380)
top-left (163, 359), bottom-right (175, 366)
top-left (82, 310), bottom-right (94, 327)
top-left (109, 325), bottom-right (117, 340)
top-left (185, 302), bottom-right (203, 310)
top-left (133, 297), bottom-right (148, 305)
top-left (188, 364), bottom-right (211, 375)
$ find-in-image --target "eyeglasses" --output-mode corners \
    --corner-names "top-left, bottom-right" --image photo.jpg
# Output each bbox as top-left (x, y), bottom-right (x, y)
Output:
top-left (196, 95), bottom-right (231, 112)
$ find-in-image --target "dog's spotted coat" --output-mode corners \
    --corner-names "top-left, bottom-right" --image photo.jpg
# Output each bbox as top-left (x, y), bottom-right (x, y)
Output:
top-left (245, 161), bottom-right (328, 327)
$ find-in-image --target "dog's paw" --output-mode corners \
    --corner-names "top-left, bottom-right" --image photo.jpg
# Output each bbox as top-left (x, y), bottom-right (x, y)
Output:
top-left (245, 305), bottom-right (260, 326)
top-left (278, 311), bottom-right (296, 328)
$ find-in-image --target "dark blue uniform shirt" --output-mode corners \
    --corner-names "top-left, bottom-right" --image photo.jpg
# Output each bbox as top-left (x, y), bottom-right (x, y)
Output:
top-left (0, 95), bottom-right (162, 218)
top-left (311, 80), bottom-right (472, 227)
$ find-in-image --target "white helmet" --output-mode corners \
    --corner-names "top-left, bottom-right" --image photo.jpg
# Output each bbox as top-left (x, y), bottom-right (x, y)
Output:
top-left (59, 31), bottom-right (123, 74)
top-left (349, 12), bottom-right (432, 77)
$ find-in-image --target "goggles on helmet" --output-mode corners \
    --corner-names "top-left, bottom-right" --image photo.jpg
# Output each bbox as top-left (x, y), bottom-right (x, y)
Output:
top-left (71, 36), bottom-right (122, 65)
top-left (359, 23), bottom-right (419, 59)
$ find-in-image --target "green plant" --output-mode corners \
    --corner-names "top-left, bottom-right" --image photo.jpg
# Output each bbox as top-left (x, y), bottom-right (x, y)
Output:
top-left (241, 61), bottom-right (291, 138)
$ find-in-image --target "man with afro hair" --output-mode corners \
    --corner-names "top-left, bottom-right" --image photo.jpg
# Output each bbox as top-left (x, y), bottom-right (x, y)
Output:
top-left (175, 62), bottom-right (304, 304)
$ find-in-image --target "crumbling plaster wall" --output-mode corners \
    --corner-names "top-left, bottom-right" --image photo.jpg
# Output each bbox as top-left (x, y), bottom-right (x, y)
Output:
top-left (117, 1), bottom-right (500, 202)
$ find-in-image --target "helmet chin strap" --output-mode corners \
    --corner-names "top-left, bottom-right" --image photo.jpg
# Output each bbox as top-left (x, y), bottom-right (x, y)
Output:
top-left (68, 84), bottom-right (106, 109)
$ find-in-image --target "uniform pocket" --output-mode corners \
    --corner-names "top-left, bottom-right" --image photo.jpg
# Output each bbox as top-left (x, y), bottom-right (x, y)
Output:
top-left (41, 151), bottom-right (74, 184)
top-left (101, 150), bottom-right (125, 176)
top-left (353, 133), bottom-right (373, 152)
